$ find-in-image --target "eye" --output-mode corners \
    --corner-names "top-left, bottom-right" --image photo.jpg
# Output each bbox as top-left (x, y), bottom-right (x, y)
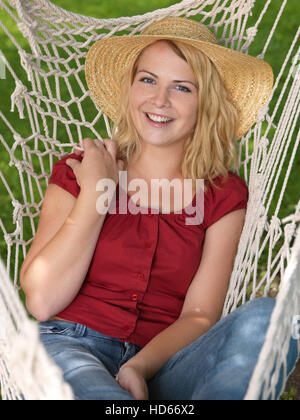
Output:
top-left (175, 85), bottom-right (191, 93)
top-left (139, 77), bottom-right (155, 84)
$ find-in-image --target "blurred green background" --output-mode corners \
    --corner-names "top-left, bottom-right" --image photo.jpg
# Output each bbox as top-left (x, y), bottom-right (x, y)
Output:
top-left (0, 0), bottom-right (299, 269)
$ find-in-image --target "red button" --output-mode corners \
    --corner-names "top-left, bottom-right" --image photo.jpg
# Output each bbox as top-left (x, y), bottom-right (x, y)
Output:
top-left (144, 241), bottom-right (151, 248)
top-left (131, 294), bottom-right (138, 302)
top-left (137, 273), bottom-right (144, 281)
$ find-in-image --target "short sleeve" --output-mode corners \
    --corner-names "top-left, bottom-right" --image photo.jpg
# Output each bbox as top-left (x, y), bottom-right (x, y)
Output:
top-left (49, 152), bottom-right (82, 198)
top-left (204, 171), bottom-right (249, 229)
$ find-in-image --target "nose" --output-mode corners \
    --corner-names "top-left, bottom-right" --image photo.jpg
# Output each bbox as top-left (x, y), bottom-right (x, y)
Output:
top-left (150, 85), bottom-right (171, 108)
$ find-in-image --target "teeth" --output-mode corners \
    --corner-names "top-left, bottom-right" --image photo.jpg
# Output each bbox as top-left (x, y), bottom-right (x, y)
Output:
top-left (147, 113), bottom-right (173, 123)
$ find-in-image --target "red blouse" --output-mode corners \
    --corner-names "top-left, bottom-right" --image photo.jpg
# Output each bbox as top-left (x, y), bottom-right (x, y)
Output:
top-left (49, 153), bottom-right (249, 348)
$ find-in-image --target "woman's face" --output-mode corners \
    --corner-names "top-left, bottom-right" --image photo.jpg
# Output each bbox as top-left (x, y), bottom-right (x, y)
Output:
top-left (129, 41), bottom-right (199, 148)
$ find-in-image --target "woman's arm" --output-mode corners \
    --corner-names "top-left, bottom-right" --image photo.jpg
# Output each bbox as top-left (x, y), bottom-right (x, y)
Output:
top-left (116, 207), bottom-right (246, 398)
top-left (20, 185), bottom-right (108, 321)
top-left (20, 138), bottom-right (123, 321)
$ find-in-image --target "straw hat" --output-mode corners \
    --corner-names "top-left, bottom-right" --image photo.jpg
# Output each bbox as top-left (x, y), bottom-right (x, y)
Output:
top-left (85, 17), bottom-right (274, 141)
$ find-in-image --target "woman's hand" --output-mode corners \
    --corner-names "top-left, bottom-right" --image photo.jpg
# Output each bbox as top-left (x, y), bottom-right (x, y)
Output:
top-left (66, 138), bottom-right (124, 192)
top-left (116, 364), bottom-right (149, 400)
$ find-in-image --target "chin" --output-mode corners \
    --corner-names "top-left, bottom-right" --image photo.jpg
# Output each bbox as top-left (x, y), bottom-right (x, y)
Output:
top-left (140, 137), bottom-right (172, 146)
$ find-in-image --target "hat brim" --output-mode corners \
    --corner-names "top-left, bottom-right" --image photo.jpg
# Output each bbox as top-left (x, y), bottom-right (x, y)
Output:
top-left (85, 34), bottom-right (273, 141)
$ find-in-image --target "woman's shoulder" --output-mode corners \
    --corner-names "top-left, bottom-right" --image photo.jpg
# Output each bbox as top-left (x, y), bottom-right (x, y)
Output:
top-left (206, 170), bottom-right (248, 194)
top-left (203, 170), bottom-right (249, 229)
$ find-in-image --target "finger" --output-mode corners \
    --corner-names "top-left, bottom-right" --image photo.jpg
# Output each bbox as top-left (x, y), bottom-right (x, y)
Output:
top-left (92, 138), bottom-right (107, 151)
top-left (73, 146), bottom-right (84, 155)
top-left (131, 383), bottom-right (148, 400)
top-left (82, 138), bottom-right (100, 151)
top-left (103, 139), bottom-right (117, 160)
top-left (99, 139), bottom-right (107, 150)
top-left (66, 158), bottom-right (80, 170)
top-left (73, 150), bottom-right (84, 158)
top-left (117, 159), bottom-right (124, 171)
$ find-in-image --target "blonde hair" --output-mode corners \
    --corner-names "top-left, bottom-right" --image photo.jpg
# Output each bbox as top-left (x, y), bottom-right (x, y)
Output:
top-left (112, 39), bottom-right (239, 191)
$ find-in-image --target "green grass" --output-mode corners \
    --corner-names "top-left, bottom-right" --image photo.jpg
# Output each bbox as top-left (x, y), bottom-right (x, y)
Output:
top-left (51, 0), bottom-right (182, 17)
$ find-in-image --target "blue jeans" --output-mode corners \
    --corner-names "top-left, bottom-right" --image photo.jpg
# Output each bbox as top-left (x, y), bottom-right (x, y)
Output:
top-left (39, 298), bottom-right (298, 400)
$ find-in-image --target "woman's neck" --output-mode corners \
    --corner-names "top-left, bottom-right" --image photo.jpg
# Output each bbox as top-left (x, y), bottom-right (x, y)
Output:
top-left (123, 142), bottom-right (185, 182)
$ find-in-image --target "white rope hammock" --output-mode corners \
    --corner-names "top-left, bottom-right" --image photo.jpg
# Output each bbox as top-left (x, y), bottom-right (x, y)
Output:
top-left (0, 0), bottom-right (299, 400)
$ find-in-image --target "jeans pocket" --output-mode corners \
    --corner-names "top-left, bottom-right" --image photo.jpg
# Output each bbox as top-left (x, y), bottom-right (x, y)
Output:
top-left (39, 321), bottom-right (75, 336)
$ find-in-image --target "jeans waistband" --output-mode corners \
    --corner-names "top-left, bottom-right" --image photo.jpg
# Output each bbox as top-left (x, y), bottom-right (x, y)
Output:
top-left (39, 319), bottom-right (141, 350)
top-left (73, 322), bottom-right (86, 337)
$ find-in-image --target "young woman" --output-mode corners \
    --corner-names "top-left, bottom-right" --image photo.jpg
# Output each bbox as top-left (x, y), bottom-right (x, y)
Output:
top-left (19, 17), bottom-right (298, 400)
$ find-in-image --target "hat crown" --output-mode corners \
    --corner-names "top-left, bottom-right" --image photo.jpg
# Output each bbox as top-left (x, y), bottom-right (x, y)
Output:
top-left (141, 17), bottom-right (218, 45)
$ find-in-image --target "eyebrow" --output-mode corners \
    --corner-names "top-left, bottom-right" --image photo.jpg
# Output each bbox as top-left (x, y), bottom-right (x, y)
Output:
top-left (137, 69), bottom-right (198, 88)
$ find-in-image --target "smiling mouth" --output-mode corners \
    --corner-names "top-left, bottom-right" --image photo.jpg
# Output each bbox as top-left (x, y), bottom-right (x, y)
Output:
top-left (145, 112), bottom-right (174, 124)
